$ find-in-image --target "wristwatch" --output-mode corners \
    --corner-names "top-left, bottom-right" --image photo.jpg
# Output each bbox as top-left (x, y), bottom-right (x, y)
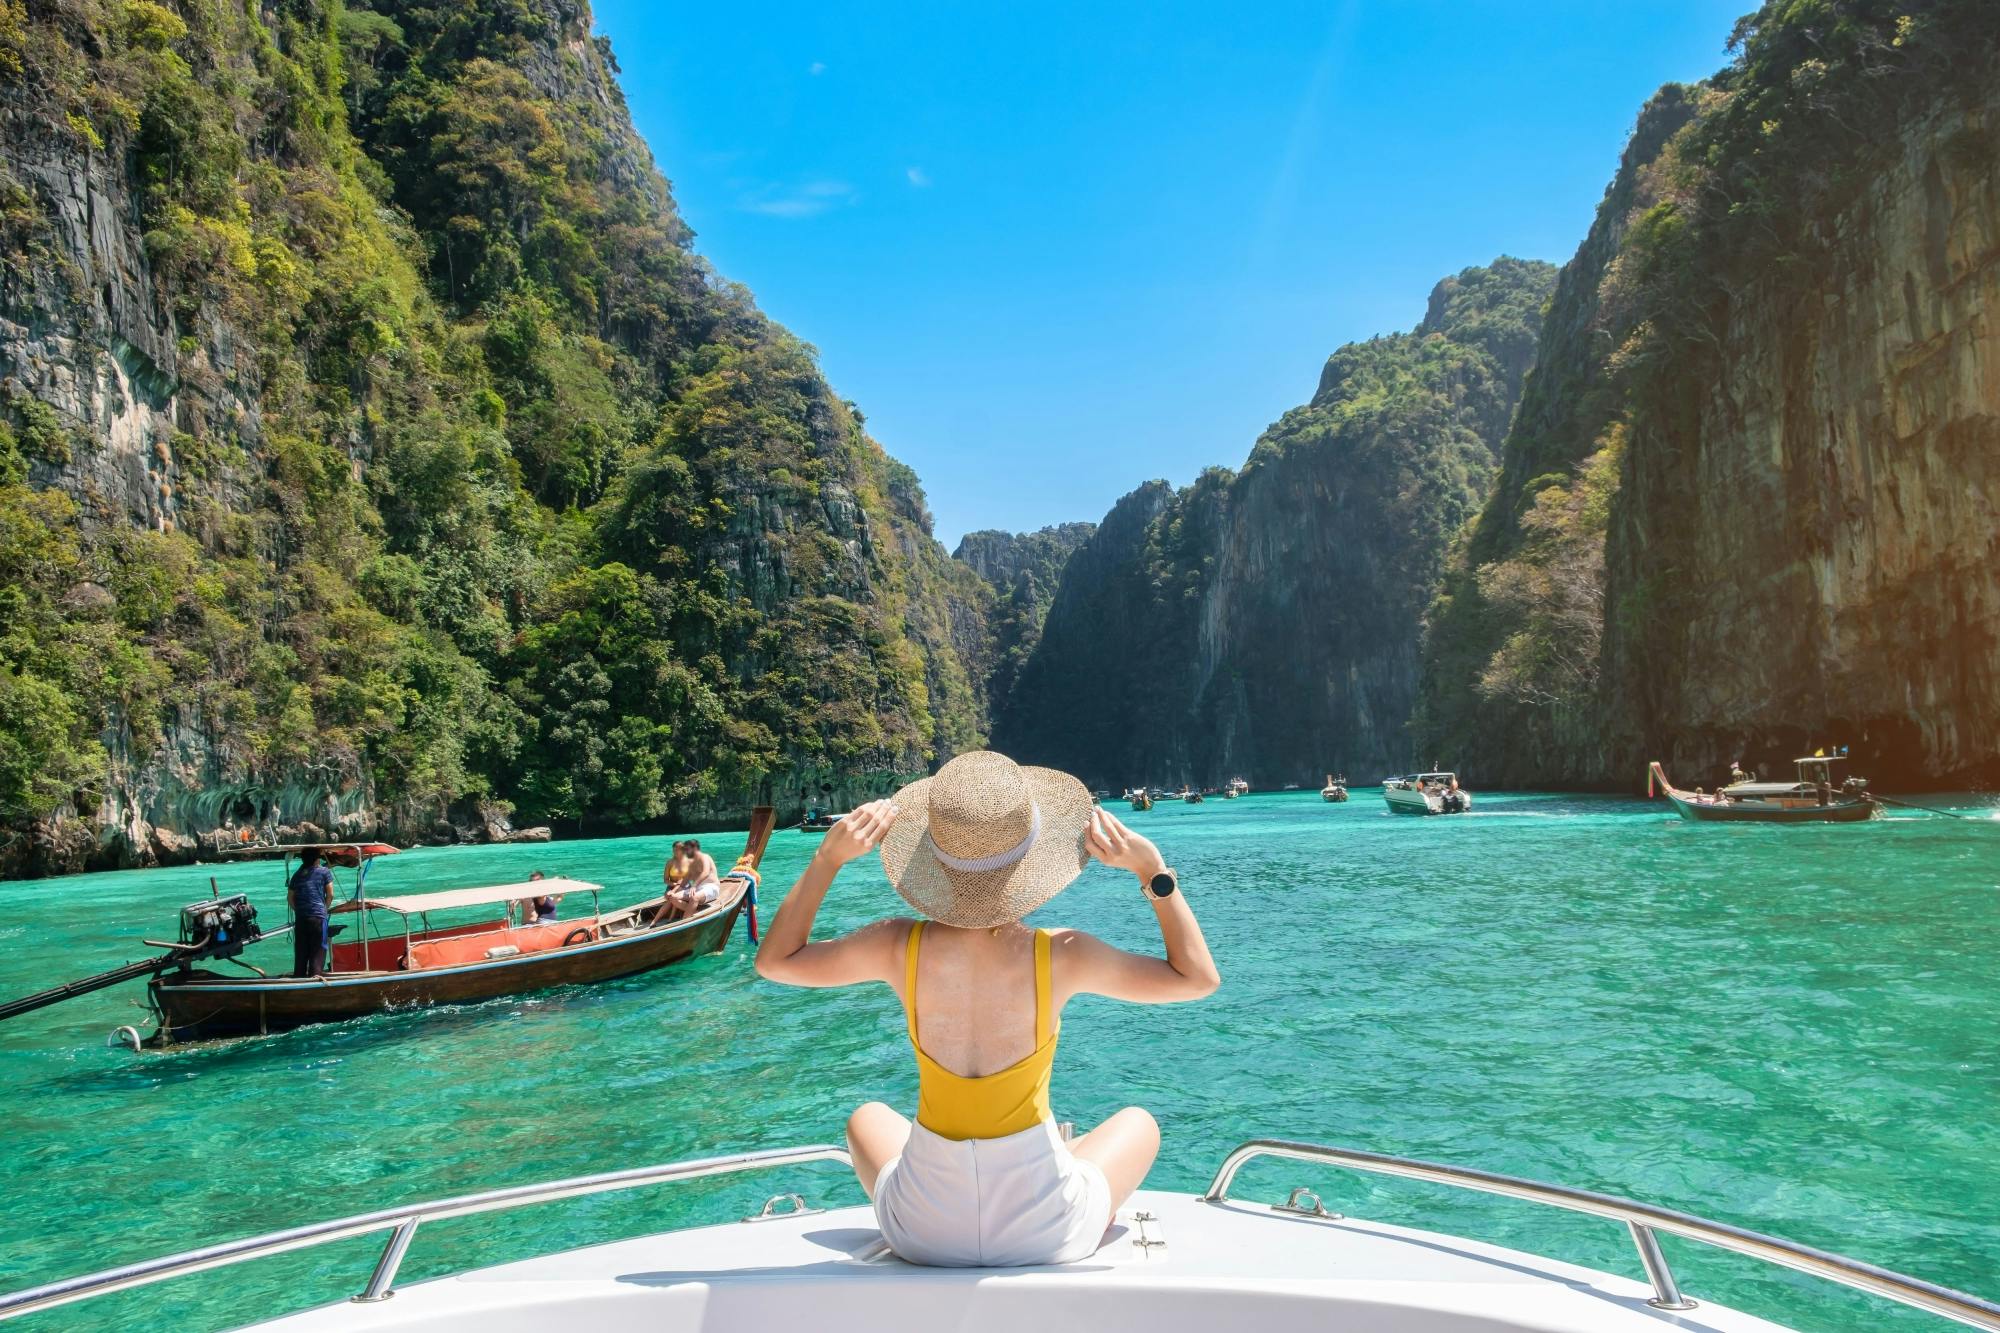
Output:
top-left (1143, 867), bottom-right (1178, 901)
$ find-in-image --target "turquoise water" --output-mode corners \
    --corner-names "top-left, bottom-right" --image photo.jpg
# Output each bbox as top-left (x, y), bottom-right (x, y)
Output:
top-left (2, 791), bottom-right (1997, 1330)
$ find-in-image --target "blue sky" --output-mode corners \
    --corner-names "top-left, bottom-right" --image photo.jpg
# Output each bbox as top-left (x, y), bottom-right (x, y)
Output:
top-left (591, 0), bottom-right (1747, 548)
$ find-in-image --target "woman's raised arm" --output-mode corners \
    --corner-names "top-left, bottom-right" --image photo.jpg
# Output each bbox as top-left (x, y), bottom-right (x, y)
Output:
top-left (1054, 808), bottom-right (1220, 1004)
top-left (754, 800), bottom-right (903, 988)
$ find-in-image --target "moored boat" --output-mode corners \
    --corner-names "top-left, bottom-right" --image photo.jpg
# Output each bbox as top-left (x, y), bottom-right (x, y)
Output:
top-left (1384, 772), bottom-right (1470, 816)
top-left (796, 809), bottom-right (846, 833)
top-left (0, 809), bottom-right (777, 1047)
top-left (1320, 773), bottom-right (1348, 803)
top-left (1649, 757), bottom-right (1878, 823)
top-left (1130, 790), bottom-right (1153, 811)
top-left (5, 1135), bottom-right (1994, 1332)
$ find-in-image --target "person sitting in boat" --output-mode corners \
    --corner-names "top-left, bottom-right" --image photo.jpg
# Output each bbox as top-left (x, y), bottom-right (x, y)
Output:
top-left (755, 750), bottom-right (1221, 1267)
top-left (288, 848), bottom-right (334, 977)
top-left (519, 869), bottom-right (560, 925)
top-left (664, 840), bottom-right (722, 917)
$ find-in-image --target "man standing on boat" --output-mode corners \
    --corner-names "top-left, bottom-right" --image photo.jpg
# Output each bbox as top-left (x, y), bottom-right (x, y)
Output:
top-left (288, 849), bottom-right (334, 977)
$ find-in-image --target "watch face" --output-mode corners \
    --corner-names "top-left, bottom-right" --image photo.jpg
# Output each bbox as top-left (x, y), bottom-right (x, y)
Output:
top-left (1149, 871), bottom-right (1177, 898)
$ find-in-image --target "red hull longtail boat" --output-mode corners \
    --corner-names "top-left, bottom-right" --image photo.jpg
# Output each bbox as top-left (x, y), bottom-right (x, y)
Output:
top-left (143, 807), bottom-right (776, 1044)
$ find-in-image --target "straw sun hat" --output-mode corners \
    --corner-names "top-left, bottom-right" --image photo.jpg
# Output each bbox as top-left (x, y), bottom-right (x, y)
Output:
top-left (879, 751), bottom-right (1095, 929)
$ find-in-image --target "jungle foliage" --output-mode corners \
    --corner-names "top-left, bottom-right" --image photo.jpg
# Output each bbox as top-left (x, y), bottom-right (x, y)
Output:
top-left (1416, 0), bottom-right (1999, 771)
top-left (0, 0), bottom-right (978, 840)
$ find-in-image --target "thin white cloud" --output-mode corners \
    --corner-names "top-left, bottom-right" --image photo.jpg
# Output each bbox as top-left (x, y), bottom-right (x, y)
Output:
top-left (739, 179), bottom-right (857, 218)
top-left (906, 166), bottom-right (931, 188)
top-left (809, 61), bottom-right (826, 75)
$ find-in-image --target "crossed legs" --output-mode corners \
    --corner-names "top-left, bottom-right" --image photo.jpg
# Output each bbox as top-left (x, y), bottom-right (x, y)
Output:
top-left (845, 1101), bottom-right (1160, 1226)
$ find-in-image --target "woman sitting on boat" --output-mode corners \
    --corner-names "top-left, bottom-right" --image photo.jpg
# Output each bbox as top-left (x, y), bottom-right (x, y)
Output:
top-left (756, 750), bottom-right (1221, 1266)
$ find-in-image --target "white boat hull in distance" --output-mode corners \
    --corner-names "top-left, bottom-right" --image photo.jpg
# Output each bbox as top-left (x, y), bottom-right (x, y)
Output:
top-left (247, 1189), bottom-right (1803, 1333)
top-left (1384, 785), bottom-right (1440, 815)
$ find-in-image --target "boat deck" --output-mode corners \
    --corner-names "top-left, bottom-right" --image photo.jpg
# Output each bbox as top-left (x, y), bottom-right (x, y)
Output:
top-left (250, 1190), bottom-right (1795, 1332)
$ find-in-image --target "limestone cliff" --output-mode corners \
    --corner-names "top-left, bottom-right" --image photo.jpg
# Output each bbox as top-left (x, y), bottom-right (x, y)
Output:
top-left (0, 0), bottom-right (987, 875)
top-left (952, 523), bottom-right (1094, 726)
top-left (1419, 2), bottom-right (2000, 790)
top-left (998, 259), bottom-right (1555, 787)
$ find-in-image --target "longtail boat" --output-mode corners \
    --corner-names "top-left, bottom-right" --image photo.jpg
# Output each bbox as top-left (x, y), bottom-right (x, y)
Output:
top-left (1649, 758), bottom-right (1877, 823)
top-left (0, 808), bottom-right (775, 1048)
top-left (1321, 774), bottom-right (1349, 803)
top-left (138, 807), bottom-right (776, 1044)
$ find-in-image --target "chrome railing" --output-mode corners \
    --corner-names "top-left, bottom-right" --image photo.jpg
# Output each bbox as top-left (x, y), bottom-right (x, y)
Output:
top-left (1203, 1139), bottom-right (2000, 1331)
top-left (7, 1137), bottom-right (1996, 1330)
top-left (0, 1144), bottom-right (851, 1324)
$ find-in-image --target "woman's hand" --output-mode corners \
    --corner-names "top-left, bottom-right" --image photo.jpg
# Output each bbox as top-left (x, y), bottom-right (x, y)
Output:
top-left (1085, 807), bottom-right (1167, 881)
top-left (813, 799), bottom-right (900, 869)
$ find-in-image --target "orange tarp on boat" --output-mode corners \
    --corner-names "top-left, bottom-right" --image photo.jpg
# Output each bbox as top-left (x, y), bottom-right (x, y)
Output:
top-left (403, 918), bottom-right (599, 971)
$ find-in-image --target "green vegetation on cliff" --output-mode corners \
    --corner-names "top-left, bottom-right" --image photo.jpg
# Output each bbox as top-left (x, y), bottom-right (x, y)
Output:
top-left (0, 0), bottom-right (982, 869)
top-left (999, 258), bottom-right (1555, 786)
top-left (1418, 0), bottom-right (2000, 786)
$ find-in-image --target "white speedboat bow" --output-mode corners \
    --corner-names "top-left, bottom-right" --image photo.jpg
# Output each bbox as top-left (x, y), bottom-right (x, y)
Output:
top-left (3, 1139), bottom-right (1992, 1331)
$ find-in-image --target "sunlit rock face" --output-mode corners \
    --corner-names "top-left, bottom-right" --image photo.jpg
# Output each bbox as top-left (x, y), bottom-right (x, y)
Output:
top-left (1601, 97), bottom-right (2000, 789)
top-left (1422, 64), bottom-right (2000, 792)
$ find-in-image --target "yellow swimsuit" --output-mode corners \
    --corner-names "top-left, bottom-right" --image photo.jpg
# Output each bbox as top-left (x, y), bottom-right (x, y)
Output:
top-left (903, 921), bottom-right (1057, 1140)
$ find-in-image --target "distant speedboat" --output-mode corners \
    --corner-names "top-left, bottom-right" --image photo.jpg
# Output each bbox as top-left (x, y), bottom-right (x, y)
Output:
top-left (1320, 774), bottom-right (1348, 803)
top-left (1384, 772), bottom-right (1470, 816)
top-left (1227, 776), bottom-right (1249, 796)
top-left (797, 810), bottom-right (846, 834)
top-left (1129, 789), bottom-right (1154, 811)
top-left (1649, 756), bottom-right (1877, 823)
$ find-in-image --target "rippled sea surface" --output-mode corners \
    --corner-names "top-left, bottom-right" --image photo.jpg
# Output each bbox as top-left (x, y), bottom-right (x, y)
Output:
top-left (2, 790), bottom-right (1998, 1330)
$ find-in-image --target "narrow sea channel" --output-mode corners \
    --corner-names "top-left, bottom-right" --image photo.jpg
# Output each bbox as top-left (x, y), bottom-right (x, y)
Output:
top-left (1, 790), bottom-right (1995, 1330)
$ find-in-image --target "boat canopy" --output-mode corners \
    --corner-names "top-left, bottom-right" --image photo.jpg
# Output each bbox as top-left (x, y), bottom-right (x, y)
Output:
top-left (330, 877), bottom-right (602, 916)
top-left (1401, 772), bottom-right (1458, 782)
top-left (220, 843), bottom-right (399, 857)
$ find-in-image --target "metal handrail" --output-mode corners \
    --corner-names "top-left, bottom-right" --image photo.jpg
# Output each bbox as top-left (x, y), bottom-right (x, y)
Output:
top-left (0, 1144), bottom-right (852, 1324)
top-left (1202, 1138), bottom-right (2000, 1331)
top-left (8, 1136), bottom-right (1995, 1329)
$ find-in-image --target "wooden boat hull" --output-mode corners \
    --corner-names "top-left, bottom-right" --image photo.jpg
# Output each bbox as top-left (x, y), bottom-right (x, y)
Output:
top-left (1663, 790), bottom-right (1877, 823)
top-left (1649, 762), bottom-right (1877, 824)
top-left (149, 887), bottom-right (746, 1043)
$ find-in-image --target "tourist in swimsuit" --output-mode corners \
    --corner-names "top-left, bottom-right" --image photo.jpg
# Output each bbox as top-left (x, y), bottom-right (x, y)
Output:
top-left (756, 750), bottom-right (1221, 1267)
top-left (665, 841), bottom-right (722, 916)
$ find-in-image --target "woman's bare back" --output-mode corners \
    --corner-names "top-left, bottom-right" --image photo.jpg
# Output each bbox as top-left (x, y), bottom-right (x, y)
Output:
top-left (895, 922), bottom-right (1043, 1077)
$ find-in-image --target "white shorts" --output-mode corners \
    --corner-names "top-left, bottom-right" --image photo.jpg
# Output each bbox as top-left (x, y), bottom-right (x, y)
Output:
top-left (874, 1118), bottom-right (1111, 1267)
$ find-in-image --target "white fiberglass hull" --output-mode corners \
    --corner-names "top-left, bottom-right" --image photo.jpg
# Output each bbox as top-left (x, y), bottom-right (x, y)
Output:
top-left (247, 1189), bottom-right (1797, 1333)
top-left (1385, 786), bottom-right (1440, 815)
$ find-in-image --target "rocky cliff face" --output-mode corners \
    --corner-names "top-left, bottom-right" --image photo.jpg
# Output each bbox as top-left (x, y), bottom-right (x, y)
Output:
top-left (1419, 3), bottom-right (2000, 791)
top-left (997, 259), bottom-right (1555, 788)
top-left (952, 523), bottom-right (1094, 726)
top-left (0, 0), bottom-right (988, 876)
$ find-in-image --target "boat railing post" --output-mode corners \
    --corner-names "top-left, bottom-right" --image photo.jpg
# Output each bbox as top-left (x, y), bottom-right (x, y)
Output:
top-left (1627, 1220), bottom-right (1696, 1311)
top-left (352, 1217), bottom-right (420, 1304)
